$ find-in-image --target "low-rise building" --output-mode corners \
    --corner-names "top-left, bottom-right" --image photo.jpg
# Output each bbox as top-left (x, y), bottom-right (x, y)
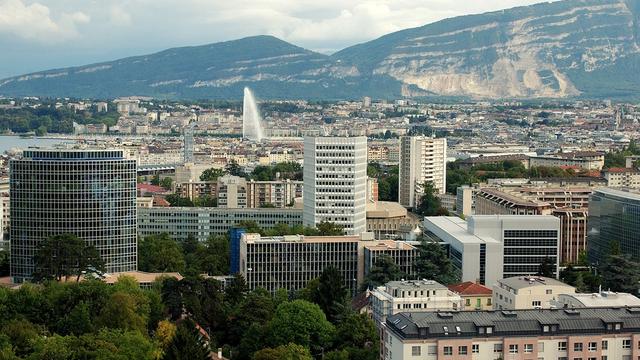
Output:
top-left (381, 307), bottom-right (640, 360)
top-left (447, 281), bottom-right (493, 310)
top-left (603, 167), bottom-right (640, 188)
top-left (492, 276), bottom-right (576, 310)
top-left (371, 280), bottom-right (462, 326)
top-left (530, 151), bottom-right (605, 170)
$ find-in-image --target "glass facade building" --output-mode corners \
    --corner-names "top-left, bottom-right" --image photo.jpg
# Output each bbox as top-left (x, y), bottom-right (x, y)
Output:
top-left (588, 188), bottom-right (640, 265)
top-left (10, 150), bottom-right (137, 282)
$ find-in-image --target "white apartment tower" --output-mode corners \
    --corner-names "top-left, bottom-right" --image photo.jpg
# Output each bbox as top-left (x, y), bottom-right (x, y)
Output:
top-left (399, 136), bottom-right (447, 208)
top-left (303, 137), bottom-right (367, 235)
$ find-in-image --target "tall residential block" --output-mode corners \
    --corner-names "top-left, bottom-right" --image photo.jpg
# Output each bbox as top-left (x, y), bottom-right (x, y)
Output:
top-left (10, 150), bottom-right (137, 282)
top-left (398, 136), bottom-right (447, 208)
top-left (303, 137), bottom-right (367, 235)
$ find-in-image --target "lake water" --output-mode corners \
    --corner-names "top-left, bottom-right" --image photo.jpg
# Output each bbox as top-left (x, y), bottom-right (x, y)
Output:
top-left (0, 135), bottom-right (70, 154)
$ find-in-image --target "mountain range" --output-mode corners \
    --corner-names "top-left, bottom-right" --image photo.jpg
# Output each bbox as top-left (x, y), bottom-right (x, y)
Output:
top-left (2, 0), bottom-right (640, 100)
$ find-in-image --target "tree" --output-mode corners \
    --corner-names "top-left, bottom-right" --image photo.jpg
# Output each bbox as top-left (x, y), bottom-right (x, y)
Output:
top-left (334, 313), bottom-right (378, 360)
top-left (199, 168), bottom-right (226, 182)
top-left (254, 343), bottom-right (312, 360)
top-left (266, 300), bottom-right (335, 355)
top-left (97, 290), bottom-right (149, 333)
top-left (316, 221), bottom-right (344, 236)
top-left (600, 254), bottom-right (640, 293)
top-left (225, 160), bottom-right (246, 177)
top-left (151, 174), bottom-right (161, 186)
top-left (138, 234), bottom-right (186, 273)
top-left (414, 238), bottom-right (460, 285)
top-left (156, 320), bottom-right (177, 350)
top-left (194, 195), bottom-right (217, 207)
top-left (160, 177), bottom-right (173, 190)
top-left (165, 194), bottom-right (194, 207)
top-left (361, 255), bottom-right (405, 290)
top-left (415, 181), bottom-right (448, 216)
top-left (312, 267), bottom-right (349, 324)
top-left (164, 319), bottom-right (210, 360)
top-left (537, 256), bottom-right (555, 278)
top-left (32, 234), bottom-right (105, 282)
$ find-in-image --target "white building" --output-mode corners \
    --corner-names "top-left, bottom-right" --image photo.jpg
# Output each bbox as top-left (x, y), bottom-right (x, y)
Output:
top-left (492, 276), bottom-right (575, 310)
top-left (303, 137), bottom-right (367, 235)
top-left (551, 291), bottom-right (640, 309)
top-left (370, 280), bottom-right (462, 326)
top-left (423, 215), bottom-right (560, 287)
top-left (398, 136), bottom-right (447, 208)
top-left (603, 168), bottom-right (640, 188)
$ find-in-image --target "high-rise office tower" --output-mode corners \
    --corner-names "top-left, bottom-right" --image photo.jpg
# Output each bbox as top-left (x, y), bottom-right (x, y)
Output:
top-left (183, 126), bottom-right (194, 163)
top-left (10, 150), bottom-right (137, 282)
top-left (303, 137), bottom-right (367, 235)
top-left (398, 136), bottom-right (447, 208)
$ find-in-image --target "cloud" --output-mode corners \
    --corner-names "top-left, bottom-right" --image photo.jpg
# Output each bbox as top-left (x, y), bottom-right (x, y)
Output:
top-left (0, 0), bottom-right (89, 42)
top-left (110, 5), bottom-right (132, 27)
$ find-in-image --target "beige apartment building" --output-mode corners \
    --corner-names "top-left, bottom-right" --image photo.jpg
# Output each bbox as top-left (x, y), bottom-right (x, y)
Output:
top-left (492, 276), bottom-right (576, 310)
top-left (603, 167), bottom-right (640, 188)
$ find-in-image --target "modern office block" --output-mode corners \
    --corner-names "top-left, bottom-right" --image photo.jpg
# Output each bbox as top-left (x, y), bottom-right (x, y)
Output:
top-left (398, 136), bottom-right (447, 209)
top-left (424, 215), bottom-right (560, 286)
top-left (138, 206), bottom-right (303, 241)
top-left (10, 149), bottom-right (137, 282)
top-left (303, 137), bottom-right (367, 235)
top-left (381, 307), bottom-right (640, 360)
top-left (588, 188), bottom-right (640, 265)
top-left (476, 186), bottom-right (590, 264)
top-left (238, 233), bottom-right (416, 295)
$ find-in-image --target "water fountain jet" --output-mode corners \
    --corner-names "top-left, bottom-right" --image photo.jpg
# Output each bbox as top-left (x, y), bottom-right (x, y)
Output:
top-left (242, 87), bottom-right (265, 142)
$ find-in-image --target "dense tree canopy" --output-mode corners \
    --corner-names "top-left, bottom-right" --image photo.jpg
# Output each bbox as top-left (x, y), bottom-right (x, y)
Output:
top-left (33, 234), bottom-right (105, 282)
top-left (414, 237), bottom-right (460, 285)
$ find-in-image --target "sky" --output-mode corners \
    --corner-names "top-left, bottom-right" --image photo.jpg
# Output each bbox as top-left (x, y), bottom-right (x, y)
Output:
top-left (0, 0), bottom-right (550, 78)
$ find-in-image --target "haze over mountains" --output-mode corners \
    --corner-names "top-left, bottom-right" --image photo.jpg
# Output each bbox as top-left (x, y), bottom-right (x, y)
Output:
top-left (2, 0), bottom-right (640, 100)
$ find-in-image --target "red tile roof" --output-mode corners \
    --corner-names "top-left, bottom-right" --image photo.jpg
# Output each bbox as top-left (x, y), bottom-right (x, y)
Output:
top-left (606, 167), bottom-right (638, 173)
top-left (447, 281), bottom-right (492, 296)
top-left (137, 183), bottom-right (168, 193)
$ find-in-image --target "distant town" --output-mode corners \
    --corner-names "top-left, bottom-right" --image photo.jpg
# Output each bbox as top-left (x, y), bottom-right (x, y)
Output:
top-left (1, 92), bottom-right (640, 359)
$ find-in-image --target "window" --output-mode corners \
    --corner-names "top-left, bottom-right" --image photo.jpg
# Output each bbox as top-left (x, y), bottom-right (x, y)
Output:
top-left (487, 298), bottom-right (492, 306)
top-left (532, 300), bottom-right (542, 307)
top-left (472, 344), bottom-right (479, 354)
top-left (466, 298), bottom-right (471, 306)
top-left (602, 341), bottom-right (608, 350)
top-left (559, 342), bottom-right (567, 351)
top-left (443, 346), bottom-right (453, 356)
top-left (509, 344), bottom-right (518, 354)
top-left (411, 346), bottom-right (421, 356)
top-left (601, 356), bottom-right (607, 360)
top-left (524, 344), bottom-right (533, 353)
top-left (623, 339), bottom-right (631, 349)
top-left (546, 289), bottom-right (553, 294)
top-left (427, 346), bottom-right (437, 355)
top-left (589, 342), bottom-right (597, 351)
top-left (494, 344), bottom-right (503, 353)
top-left (538, 342), bottom-right (545, 352)
top-left (575, 343), bottom-right (583, 352)
top-left (459, 346), bottom-right (467, 355)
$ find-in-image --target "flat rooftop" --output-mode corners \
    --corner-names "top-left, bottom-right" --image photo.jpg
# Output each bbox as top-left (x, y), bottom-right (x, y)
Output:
top-left (498, 276), bottom-right (573, 290)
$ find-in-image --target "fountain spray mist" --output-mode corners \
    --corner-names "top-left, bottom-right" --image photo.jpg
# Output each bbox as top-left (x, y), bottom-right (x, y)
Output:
top-left (242, 87), bottom-right (265, 142)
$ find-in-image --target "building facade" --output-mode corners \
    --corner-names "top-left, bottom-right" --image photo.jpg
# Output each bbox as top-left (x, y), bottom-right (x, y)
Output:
top-left (475, 186), bottom-right (591, 264)
top-left (138, 206), bottom-right (303, 241)
top-left (371, 280), bottom-right (462, 326)
top-left (424, 215), bottom-right (560, 286)
top-left (303, 137), bottom-right (367, 235)
top-left (447, 281), bottom-right (493, 310)
top-left (398, 136), bottom-right (447, 208)
top-left (588, 188), bottom-right (640, 265)
top-left (492, 276), bottom-right (576, 310)
top-left (381, 307), bottom-right (640, 360)
top-left (10, 149), bottom-right (137, 282)
top-left (604, 168), bottom-right (640, 188)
